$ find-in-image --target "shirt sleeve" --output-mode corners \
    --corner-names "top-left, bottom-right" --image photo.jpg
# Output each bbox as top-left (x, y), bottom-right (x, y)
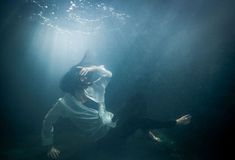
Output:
top-left (94, 66), bottom-right (112, 88)
top-left (41, 99), bottom-right (64, 146)
top-left (84, 70), bottom-right (112, 103)
top-left (94, 76), bottom-right (111, 88)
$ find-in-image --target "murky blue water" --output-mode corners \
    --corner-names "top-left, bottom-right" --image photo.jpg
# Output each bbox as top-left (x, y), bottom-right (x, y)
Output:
top-left (0, 0), bottom-right (234, 159)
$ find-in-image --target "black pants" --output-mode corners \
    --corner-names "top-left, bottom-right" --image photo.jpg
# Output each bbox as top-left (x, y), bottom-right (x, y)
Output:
top-left (96, 93), bottom-right (177, 150)
top-left (96, 115), bottom-right (176, 151)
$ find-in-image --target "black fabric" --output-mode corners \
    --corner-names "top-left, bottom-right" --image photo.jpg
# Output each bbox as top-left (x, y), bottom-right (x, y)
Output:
top-left (96, 116), bottom-right (176, 150)
top-left (97, 93), bottom-right (176, 149)
top-left (83, 99), bottom-right (99, 110)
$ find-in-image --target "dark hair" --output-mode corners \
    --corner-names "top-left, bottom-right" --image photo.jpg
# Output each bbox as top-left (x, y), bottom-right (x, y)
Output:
top-left (59, 66), bottom-right (86, 95)
top-left (59, 65), bottom-right (100, 95)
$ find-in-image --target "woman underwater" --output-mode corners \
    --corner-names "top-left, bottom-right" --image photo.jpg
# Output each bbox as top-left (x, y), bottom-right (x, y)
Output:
top-left (41, 64), bottom-right (191, 159)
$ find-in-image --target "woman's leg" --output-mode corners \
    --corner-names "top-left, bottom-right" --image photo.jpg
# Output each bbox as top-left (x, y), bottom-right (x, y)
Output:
top-left (97, 116), bottom-right (176, 151)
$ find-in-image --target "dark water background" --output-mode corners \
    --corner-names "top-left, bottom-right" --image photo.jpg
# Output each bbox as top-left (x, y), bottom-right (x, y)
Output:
top-left (0, 0), bottom-right (235, 159)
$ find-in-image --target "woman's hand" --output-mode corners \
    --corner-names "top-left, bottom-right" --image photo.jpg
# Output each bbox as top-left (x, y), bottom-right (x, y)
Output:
top-left (80, 65), bottom-right (111, 77)
top-left (176, 114), bottom-right (192, 125)
top-left (99, 110), bottom-right (117, 128)
top-left (47, 146), bottom-right (61, 159)
top-left (80, 66), bottom-right (96, 76)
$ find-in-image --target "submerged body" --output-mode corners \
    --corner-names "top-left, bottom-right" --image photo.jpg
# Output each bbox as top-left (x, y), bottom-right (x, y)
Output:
top-left (42, 65), bottom-right (115, 159)
top-left (41, 93), bottom-right (113, 146)
top-left (41, 65), bottom-right (191, 159)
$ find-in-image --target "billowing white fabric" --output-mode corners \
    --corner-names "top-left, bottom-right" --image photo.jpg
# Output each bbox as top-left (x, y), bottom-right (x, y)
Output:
top-left (60, 94), bottom-right (111, 140)
top-left (84, 77), bottom-right (109, 103)
top-left (41, 76), bottom-right (114, 146)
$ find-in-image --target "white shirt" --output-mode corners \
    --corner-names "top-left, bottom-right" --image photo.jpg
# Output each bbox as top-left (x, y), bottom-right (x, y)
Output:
top-left (41, 71), bottom-right (114, 146)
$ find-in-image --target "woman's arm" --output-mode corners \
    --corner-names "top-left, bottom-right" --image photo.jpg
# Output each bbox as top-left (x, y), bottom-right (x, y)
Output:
top-left (41, 100), bottom-right (64, 159)
top-left (80, 65), bottom-right (112, 78)
top-left (82, 65), bottom-right (112, 91)
top-left (42, 101), bottom-right (62, 146)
